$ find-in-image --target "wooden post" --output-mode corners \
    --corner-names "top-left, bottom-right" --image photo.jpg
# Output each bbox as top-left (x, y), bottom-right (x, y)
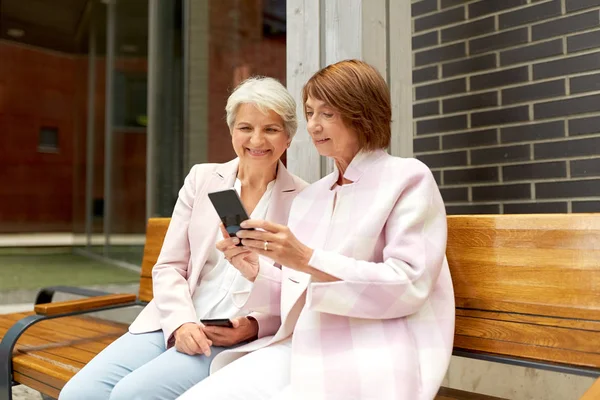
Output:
top-left (286, 0), bottom-right (322, 183)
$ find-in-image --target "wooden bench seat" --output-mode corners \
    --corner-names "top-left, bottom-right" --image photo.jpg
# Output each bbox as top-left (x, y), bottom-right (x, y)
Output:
top-left (0, 313), bottom-right (128, 398)
top-left (1, 215), bottom-right (599, 399)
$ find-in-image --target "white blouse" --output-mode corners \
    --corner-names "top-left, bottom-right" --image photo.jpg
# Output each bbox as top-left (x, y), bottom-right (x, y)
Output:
top-left (192, 178), bottom-right (274, 320)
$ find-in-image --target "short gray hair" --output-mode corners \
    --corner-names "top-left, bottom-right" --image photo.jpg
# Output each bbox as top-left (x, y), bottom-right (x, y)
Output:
top-left (226, 77), bottom-right (298, 139)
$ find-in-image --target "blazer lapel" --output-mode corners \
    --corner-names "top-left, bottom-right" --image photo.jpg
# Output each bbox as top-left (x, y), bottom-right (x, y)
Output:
top-left (265, 160), bottom-right (298, 225)
top-left (187, 159), bottom-right (239, 292)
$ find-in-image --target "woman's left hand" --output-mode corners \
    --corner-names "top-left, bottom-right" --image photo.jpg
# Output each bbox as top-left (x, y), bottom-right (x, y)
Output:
top-left (236, 220), bottom-right (313, 272)
top-left (202, 317), bottom-right (258, 347)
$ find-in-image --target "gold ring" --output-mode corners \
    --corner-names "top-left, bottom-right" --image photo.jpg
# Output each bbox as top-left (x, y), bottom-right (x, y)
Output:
top-left (264, 241), bottom-right (269, 251)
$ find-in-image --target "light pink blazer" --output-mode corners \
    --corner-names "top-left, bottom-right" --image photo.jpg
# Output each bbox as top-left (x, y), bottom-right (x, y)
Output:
top-left (128, 158), bottom-right (308, 346)
top-left (211, 150), bottom-right (455, 400)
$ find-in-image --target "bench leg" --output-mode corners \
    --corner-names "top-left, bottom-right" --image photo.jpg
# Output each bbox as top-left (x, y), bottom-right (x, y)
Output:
top-left (0, 354), bottom-right (12, 400)
top-left (0, 315), bottom-right (46, 400)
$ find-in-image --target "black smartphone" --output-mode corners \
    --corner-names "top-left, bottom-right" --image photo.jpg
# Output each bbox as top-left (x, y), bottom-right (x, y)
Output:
top-left (208, 188), bottom-right (253, 244)
top-left (200, 318), bottom-right (234, 328)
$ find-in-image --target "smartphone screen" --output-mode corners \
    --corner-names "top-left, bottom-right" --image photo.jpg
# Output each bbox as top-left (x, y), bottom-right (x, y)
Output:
top-left (207, 189), bottom-right (253, 240)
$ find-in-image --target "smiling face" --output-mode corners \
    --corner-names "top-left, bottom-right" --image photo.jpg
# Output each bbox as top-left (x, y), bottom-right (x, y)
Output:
top-left (231, 103), bottom-right (290, 167)
top-left (305, 96), bottom-right (360, 164)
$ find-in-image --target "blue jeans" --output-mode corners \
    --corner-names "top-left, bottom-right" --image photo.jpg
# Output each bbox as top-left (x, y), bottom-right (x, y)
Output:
top-left (58, 331), bottom-right (228, 400)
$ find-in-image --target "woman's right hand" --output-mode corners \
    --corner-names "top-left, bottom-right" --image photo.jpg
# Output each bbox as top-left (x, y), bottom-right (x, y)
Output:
top-left (217, 225), bottom-right (260, 282)
top-left (173, 322), bottom-right (212, 356)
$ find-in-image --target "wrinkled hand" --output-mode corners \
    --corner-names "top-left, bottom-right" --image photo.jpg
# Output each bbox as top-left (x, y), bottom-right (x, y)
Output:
top-left (173, 322), bottom-right (212, 356)
top-left (203, 317), bottom-right (259, 347)
top-left (216, 224), bottom-right (260, 282)
top-left (236, 220), bottom-right (313, 272)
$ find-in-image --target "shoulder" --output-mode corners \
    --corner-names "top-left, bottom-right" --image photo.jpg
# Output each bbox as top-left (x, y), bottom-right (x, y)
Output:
top-left (377, 152), bottom-right (431, 175)
top-left (184, 161), bottom-right (233, 191)
top-left (185, 163), bottom-right (217, 184)
top-left (188, 162), bottom-right (222, 176)
top-left (374, 153), bottom-right (436, 187)
top-left (189, 158), bottom-right (239, 179)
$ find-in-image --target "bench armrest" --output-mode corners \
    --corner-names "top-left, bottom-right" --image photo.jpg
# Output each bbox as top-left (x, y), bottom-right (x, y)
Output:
top-left (34, 294), bottom-right (137, 316)
top-left (581, 377), bottom-right (600, 400)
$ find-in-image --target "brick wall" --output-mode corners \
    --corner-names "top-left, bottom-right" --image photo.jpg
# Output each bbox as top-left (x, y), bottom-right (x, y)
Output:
top-left (0, 40), bottom-right (148, 233)
top-left (411, 0), bottom-right (600, 214)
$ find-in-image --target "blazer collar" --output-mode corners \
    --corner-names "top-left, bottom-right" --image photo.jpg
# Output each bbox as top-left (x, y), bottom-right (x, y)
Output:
top-left (214, 158), bottom-right (240, 187)
top-left (214, 158), bottom-right (298, 193)
top-left (273, 160), bottom-right (299, 193)
top-left (324, 149), bottom-right (387, 187)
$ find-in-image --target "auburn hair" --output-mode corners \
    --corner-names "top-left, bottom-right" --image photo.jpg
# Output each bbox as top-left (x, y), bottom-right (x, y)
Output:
top-left (302, 59), bottom-right (392, 150)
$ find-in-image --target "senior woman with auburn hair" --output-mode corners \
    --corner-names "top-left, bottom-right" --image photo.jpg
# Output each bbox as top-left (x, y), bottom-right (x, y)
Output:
top-left (179, 60), bottom-right (455, 400)
top-left (58, 77), bottom-right (307, 400)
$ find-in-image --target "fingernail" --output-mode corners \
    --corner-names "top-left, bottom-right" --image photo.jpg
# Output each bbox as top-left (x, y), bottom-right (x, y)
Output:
top-left (240, 221), bottom-right (247, 228)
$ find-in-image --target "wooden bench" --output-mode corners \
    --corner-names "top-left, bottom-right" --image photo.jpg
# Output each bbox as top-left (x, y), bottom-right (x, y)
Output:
top-left (0, 215), bottom-right (598, 399)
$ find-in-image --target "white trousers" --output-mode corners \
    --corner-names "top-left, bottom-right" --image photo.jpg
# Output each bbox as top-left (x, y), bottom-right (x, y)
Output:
top-left (177, 338), bottom-right (293, 400)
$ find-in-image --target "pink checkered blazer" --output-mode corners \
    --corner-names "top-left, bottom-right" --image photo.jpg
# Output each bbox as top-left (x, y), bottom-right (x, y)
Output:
top-left (211, 150), bottom-right (455, 400)
top-left (128, 158), bottom-right (308, 346)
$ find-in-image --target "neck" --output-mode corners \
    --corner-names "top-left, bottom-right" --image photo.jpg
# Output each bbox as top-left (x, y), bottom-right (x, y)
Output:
top-left (237, 160), bottom-right (278, 188)
top-left (333, 149), bottom-right (360, 185)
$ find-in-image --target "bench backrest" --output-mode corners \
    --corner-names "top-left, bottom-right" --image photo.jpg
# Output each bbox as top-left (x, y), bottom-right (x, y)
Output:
top-left (138, 214), bottom-right (600, 370)
top-left (447, 214), bottom-right (600, 371)
top-left (139, 218), bottom-right (171, 302)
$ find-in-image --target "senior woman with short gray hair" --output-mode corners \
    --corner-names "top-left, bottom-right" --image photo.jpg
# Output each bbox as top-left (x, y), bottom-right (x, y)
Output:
top-left (59, 77), bottom-right (307, 400)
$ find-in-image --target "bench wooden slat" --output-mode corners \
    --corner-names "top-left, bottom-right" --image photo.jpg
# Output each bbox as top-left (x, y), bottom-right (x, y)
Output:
top-left (1, 312), bottom-right (127, 335)
top-left (44, 314), bottom-right (130, 334)
top-left (12, 333), bottom-right (100, 365)
top-left (455, 333), bottom-right (600, 369)
top-left (448, 227), bottom-right (600, 250)
top-left (12, 354), bottom-right (77, 391)
top-left (3, 312), bottom-right (127, 338)
top-left (456, 315), bottom-right (600, 355)
top-left (0, 317), bottom-right (118, 353)
top-left (0, 315), bottom-right (125, 347)
top-left (456, 309), bottom-right (600, 332)
top-left (0, 326), bottom-right (116, 358)
top-left (14, 349), bottom-right (86, 370)
top-left (447, 214), bottom-right (600, 230)
top-left (455, 297), bottom-right (600, 322)
top-left (12, 372), bottom-right (61, 399)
